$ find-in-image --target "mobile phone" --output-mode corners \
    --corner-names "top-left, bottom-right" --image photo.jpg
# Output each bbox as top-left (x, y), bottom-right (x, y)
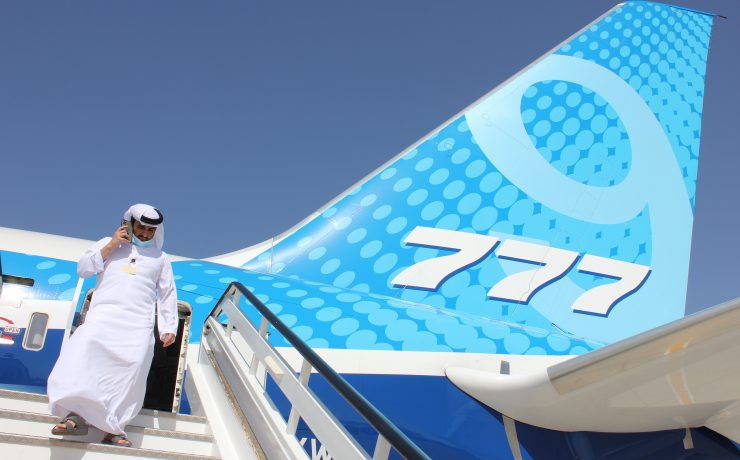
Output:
top-left (120, 219), bottom-right (133, 240)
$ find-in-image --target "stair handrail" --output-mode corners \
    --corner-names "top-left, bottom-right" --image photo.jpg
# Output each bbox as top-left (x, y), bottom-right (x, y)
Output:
top-left (208, 281), bottom-right (430, 460)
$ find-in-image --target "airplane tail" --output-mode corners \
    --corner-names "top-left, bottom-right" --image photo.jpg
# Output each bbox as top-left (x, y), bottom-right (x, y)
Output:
top-left (239, 2), bottom-right (716, 345)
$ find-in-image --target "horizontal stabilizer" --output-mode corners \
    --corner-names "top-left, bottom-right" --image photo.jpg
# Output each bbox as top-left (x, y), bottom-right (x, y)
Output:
top-left (446, 297), bottom-right (740, 441)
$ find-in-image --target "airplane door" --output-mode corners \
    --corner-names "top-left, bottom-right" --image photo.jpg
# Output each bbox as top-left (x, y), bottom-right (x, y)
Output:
top-left (144, 301), bottom-right (193, 413)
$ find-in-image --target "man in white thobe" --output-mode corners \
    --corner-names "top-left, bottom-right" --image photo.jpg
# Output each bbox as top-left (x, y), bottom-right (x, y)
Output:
top-left (47, 204), bottom-right (178, 447)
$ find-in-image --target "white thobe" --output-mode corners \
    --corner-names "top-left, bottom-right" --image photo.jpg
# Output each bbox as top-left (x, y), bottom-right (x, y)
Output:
top-left (48, 237), bottom-right (178, 435)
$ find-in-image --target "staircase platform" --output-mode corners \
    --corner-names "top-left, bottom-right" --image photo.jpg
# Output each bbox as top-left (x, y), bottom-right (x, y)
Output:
top-left (0, 385), bottom-right (221, 459)
top-left (0, 344), bottom-right (267, 460)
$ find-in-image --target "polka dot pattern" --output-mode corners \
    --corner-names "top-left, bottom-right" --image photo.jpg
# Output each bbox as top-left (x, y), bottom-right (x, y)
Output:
top-left (557, 2), bottom-right (711, 207)
top-left (522, 80), bottom-right (632, 187)
top-left (171, 261), bottom-right (600, 354)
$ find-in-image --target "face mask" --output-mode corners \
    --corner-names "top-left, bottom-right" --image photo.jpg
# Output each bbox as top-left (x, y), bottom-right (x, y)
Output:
top-left (132, 234), bottom-right (154, 248)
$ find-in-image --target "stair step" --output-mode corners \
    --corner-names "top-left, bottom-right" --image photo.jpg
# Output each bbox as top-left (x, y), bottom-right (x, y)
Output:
top-left (0, 388), bottom-right (48, 414)
top-left (0, 431), bottom-right (220, 460)
top-left (0, 408), bottom-right (217, 456)
top-left (132, 410), bottom-right (210, 435)
top-left (0, 388), bottom-right (48, 402)
top-left (0, 388), bottom-right (209, 434)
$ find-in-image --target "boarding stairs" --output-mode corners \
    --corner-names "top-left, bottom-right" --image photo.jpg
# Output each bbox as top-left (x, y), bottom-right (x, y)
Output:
top-left (0, 282), bottom-right (429, 459)
top-left (0, 388), bottom-right (219, 459)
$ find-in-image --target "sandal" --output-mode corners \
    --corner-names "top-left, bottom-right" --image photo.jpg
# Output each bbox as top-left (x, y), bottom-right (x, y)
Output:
top-left (51, 413), bottom-right (89, 436)
top-left (102, 433), bottom-right (132, 448)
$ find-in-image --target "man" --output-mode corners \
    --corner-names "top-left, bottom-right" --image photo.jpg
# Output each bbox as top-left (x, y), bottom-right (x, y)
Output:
top-left (47, 204), bottom-right (178, 447)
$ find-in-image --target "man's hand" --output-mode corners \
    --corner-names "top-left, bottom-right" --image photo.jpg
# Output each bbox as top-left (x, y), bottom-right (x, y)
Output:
top-left (161, 333), bottom-right (176, 347)
top-left (112, 226), bottom-right (131, 245)
top-left (101, 226), bottom-right (131, 260)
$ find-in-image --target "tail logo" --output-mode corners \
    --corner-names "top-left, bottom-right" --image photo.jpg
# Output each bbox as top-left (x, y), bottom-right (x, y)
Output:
top-left (392, 226), bottom-right (651, 316)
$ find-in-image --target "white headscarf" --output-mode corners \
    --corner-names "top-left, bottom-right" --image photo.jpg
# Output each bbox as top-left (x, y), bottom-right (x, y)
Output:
top-left (123, 204), bottom-right (165, 250)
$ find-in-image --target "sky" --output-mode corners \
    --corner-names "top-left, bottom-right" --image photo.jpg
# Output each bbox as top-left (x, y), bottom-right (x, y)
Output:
top-left (1, 1), bottom-right (738, 314)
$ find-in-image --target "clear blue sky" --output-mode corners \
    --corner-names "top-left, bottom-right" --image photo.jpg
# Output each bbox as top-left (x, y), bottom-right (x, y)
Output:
top-left (1, 1), bottom-right (737, 313)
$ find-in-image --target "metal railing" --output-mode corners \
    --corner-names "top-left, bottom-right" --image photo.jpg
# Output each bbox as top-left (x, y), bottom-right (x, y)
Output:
top-left (202, 282), bottom-right (429, 460)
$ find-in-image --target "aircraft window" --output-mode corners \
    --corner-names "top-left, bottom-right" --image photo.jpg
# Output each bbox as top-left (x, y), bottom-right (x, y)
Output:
top-left (23, 313), bottom-right (49, 351)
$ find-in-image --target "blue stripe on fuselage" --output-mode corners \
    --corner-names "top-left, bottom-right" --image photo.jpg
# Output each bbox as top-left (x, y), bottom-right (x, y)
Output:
top-left (0, 328), bottom-right (64, 392)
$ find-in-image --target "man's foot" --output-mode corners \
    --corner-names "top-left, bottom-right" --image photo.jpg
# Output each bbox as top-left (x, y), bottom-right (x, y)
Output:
top-left (51, 413), bottom-right (88, 436)
top-left (102, 433), bottom-right (132, 447)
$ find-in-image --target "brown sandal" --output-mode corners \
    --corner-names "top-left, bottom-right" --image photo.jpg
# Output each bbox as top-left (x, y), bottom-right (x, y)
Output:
top-left (102, 433), bottom-right (132, 447)
top-left (51, 413), bottom-right (88, 436)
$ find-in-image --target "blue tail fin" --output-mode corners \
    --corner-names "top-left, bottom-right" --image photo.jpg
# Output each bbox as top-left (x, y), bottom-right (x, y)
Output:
top-left (243, 2), bottom-right (716, 344)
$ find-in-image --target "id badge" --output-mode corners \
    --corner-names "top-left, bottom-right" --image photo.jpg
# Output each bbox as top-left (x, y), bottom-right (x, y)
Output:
top-left (122, 258), bottom-right (137, 275)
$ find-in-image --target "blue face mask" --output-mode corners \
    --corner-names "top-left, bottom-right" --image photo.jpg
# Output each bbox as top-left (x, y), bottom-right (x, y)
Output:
top-left (132, 234), bottom-right (154, 248)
